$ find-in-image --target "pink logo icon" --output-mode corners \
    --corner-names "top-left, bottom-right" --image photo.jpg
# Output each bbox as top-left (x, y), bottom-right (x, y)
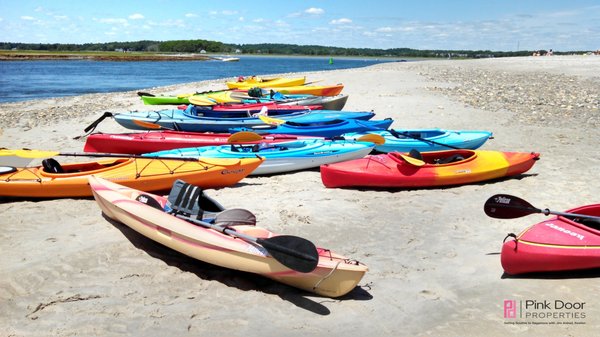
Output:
top-left (504, 300), bottom-right (516, 318)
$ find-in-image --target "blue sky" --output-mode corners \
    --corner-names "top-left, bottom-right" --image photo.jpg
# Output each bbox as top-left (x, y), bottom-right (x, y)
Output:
top-left (1, 0), bottom-right (599, 51)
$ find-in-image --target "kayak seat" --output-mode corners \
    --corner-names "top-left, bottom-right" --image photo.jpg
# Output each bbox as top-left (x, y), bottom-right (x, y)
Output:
top-left (408, 149), bottom-right (423, 160)
top-left (251, 144), bottom-right (288, 152)
top-left (166, 179), bottom-right (225, 220)
top-left (42, 158), bottom-right (64, 174)
top-left (435, 154), bottom-right (465, 164)
top-left (579, 218), bottom-right (600, 230)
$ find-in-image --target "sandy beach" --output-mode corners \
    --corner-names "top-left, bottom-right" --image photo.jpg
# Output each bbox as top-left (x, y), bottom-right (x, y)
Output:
top-left (1, 55), bottom-right (599, 336)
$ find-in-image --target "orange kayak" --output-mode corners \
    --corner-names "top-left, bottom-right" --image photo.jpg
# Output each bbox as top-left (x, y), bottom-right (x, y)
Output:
top-left (321, 149), bottom-right (540, 188)
top-left (0, 157), bottom-right (263, 198)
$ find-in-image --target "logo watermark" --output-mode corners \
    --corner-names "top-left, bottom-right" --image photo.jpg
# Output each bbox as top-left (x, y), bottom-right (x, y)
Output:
top-left (503, 299), bottom-right (587, 325)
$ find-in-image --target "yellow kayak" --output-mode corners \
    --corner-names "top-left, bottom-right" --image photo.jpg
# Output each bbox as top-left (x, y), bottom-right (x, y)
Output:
top-left (260, 84), bottom-right (344, 96)
top-left (226, 76), bottom-right (306, 89)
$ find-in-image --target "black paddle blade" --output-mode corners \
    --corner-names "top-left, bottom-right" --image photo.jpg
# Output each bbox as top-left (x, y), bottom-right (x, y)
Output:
top-left (257, 235), bottom-right (319, 273)
top-left (484, 194), bottom-right (541, 219)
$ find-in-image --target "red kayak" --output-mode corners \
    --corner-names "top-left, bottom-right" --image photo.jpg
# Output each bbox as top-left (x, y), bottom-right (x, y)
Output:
top-left (320, 150), bottom-right (540, 189)
top-left (83, 131), bottom-right (321, 154)
top-left (501, 204), bottom-right (600, 275)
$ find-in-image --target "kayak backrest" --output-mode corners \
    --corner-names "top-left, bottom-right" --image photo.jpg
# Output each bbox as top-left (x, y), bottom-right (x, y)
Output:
top-left (42, 158), bottom-right (64, 174)
top-left (166, 179), bottom-right (225, 220)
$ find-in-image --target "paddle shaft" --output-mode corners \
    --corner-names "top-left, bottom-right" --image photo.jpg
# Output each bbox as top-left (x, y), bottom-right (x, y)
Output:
top-left (538, 208), bottom-right (600, 221)
top-left (390, 129), bottom-right (461, 149)
top-left (173, 214), bottom-right (319, 271)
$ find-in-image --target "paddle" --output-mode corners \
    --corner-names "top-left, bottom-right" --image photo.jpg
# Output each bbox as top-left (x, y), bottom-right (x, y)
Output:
top-left (188, 95), bottom-right (218, 106)
top-left (397, 154), bottom-right (426, 166)
top-left (388, 129), bottom-right (462, 150)
top-left (173, 214), bottom-right (319, 273)
top-left (258, 114), bottom-right (285, 125)
top-left (484, 194), bottom-right (600, 221)
top-left (226, 131), bottom-right (264, 143)
top-left (355, 134), bottom-right (385, 145)
top-left (133, 119), bottom-right (172, 130)
top-left (0, 148), bottom-right (204, 162)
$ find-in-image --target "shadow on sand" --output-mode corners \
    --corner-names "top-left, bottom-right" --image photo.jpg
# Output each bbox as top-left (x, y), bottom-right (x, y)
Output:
top-left (104, 214), bottom-right (372, 316)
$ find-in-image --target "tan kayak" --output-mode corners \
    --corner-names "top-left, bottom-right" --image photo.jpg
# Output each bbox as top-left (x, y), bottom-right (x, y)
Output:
top-left (89, 176), bottom-right (368, 297)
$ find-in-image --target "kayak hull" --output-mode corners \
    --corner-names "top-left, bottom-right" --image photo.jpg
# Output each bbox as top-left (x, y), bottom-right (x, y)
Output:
top-left (113, 109), bottom-right (375, 133)
top-left (231, 118), bottom-right (394, 138)
top-left (343, 129), bottom-right (493, 153)
top-left (145, 139), bottom-right (375, 175)
top-left (142, 92), bottom-right (348, 111)
top-left (0, 157), bottom-right (262, 198)
top-left (226, 76), bottom-right (306, 89)
top-left (501, 204), bottom-right (600, 275)
top-left (83, 131), bottom-right (322, 155)
top-left (320, 150), bottom-right (540, 188)
top-left (89, 176), bottom-right (368, 297)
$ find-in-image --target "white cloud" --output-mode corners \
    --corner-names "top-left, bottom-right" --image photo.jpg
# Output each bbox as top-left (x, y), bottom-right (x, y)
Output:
top-left (239, 16), bottom-right (244, 21)
top-left (253, 18), bottom-right (265, 23)
top-left (21, 16), bottom-right (35, 21)
top-left (222, 10), bottom-right (238, 15)
top-left (129, 13), bottom-right (144, 20)
top-left (185, 13), bottom-right (198, 18)
top-left (305, 8), bottom-right (324, 15)
top-left (95, 18), bottom-right (128, 25)
top-left (376, 27), bottom-right (393, 32)
top-left (274, 20), bottom-right (289, 27)
top-left (330, 18), bottom-right (352, 25)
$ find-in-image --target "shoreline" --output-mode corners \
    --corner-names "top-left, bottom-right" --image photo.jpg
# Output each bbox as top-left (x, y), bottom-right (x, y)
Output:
top-left (0, 51), bottom-right (212, 61)
top-left (1, 55), bottom-right (600, 336)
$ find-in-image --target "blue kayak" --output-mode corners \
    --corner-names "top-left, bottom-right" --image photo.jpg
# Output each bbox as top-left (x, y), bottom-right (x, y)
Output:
top-left (113, 105), bottom-right (375, 133)
top-left (144, 138), bottom-right (375, 175)
top-left (230, 118), bottom-right (394, 138)
top-left (342, 129), bottom-right (493, 153)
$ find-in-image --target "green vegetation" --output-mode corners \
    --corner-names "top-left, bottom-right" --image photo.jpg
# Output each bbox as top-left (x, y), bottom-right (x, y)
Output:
top-left (0, 39), bottom-right (588, 59)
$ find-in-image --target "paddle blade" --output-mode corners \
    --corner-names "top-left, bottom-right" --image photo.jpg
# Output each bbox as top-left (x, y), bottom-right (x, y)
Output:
top-left (356, 134), bottom-right (385, 145)
top-left (484, 194), bottom-right (540, 219)
top-left (398, 154), bottom-right (425, 166)
top-left (188, 95), bottom-right (216, 106)
top-left (227, 131), bottom-right (264, 143)
top-left (257, 235), bottom-right (319, 273)
top-left (258, 115), bottom-right (285, 125)
top-left (0, 148), bottom-right (60, 159)
top-left (133, 119), bottom-right (166, 130)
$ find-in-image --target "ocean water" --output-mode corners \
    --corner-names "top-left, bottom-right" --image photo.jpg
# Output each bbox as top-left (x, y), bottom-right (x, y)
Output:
top-left (0, 56), bottom-right (395, 103)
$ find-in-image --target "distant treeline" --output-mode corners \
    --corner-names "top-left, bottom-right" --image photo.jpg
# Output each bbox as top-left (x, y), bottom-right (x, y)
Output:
top-left (0, 39), bottom-right (584, 58)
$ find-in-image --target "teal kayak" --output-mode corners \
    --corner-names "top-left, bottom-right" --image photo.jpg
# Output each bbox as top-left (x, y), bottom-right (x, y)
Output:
top-left (144, 138), bottom-right (375, 175)
top-left (342, 129), bottom-right (493, 153)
